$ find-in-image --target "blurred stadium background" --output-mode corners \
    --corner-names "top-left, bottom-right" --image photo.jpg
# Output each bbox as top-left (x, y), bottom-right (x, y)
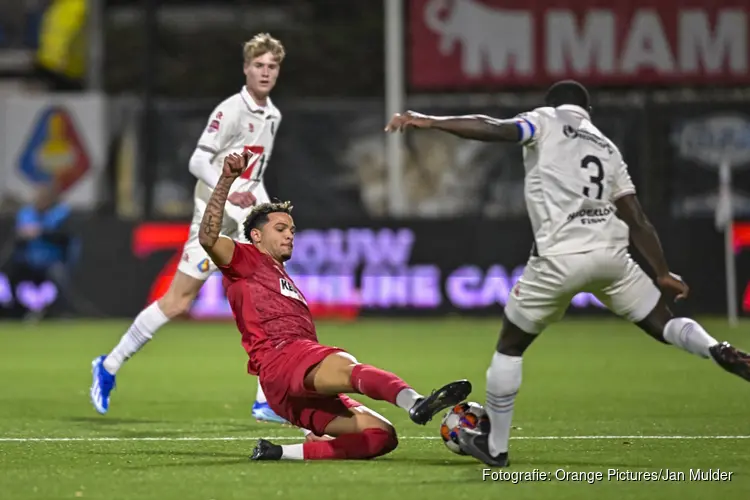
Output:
top-left (1, 1), bottom-right (750, 499)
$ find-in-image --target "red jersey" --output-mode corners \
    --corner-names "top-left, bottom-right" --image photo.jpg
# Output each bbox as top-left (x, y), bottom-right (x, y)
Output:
top-left (217, 241), bottom-right (317, 375)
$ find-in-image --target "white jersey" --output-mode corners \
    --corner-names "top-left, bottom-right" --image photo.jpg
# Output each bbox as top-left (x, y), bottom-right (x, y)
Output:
top-left (194, 86), bottom-right (281, 206)
top-left (515, 104), bottom-right (636, 256)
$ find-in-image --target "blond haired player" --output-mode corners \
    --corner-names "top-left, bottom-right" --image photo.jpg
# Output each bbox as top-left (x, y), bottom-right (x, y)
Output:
top-left (90, 34), bottom-right (288, 423)
top-left (386, 80), bottom-right (750, 467)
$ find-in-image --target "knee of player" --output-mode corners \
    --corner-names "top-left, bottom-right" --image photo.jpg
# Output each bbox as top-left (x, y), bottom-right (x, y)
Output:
top-left (636, 299), bottom-right (674, 343)
top-left (338, 352), bottom-right (359, 373)
top-left (365, 426), bottom-right (398, 458)
top-left (496, 317), bottom-right (538, 356)
top-left (329, 352), bottom-right (360, 384)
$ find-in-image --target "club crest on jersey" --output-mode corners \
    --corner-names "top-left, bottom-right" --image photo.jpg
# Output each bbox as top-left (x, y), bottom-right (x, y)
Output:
top-left (248, 123), bottom-right (254, 133)
top-left (207, 111), bottom-right (223, 133)
top-left (270, 121), bottom-right (276, 136)
top-left (280, 277), bottom-right (306, 304)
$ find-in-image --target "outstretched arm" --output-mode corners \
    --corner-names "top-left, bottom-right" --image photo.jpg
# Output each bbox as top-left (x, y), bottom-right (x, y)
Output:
top-left (198, 153), bottom-right (245, 266)
top-left (385, 111), bottom-right (522, 142)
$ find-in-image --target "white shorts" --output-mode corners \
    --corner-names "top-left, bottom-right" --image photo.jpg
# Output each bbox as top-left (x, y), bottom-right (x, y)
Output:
top-left (504, 246), bottom-right (661, 334)
top-left (177, 183), bottom-right (270, 281)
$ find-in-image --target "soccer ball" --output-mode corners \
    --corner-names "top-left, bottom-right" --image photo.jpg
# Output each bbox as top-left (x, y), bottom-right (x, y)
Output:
top-left (439, 401), bottom-right (489, 455)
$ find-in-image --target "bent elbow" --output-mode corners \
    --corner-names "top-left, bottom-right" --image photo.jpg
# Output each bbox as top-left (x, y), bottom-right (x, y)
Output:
top-left (188, 150), bottom-right (203, 179)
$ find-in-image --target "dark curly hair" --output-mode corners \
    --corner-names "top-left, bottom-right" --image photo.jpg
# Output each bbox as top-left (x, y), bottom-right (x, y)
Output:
top-left (243, 200), bottom-right (294, 242)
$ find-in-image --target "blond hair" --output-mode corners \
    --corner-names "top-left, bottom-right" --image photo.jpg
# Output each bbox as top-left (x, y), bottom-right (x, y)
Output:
top-left (243, 33), bottom-right (286, 63)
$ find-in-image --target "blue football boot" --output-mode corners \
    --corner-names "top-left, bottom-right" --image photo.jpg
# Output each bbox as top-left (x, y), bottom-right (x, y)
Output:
top-left (252, 401), bottom-right (288, 424)
top-left (90, 355), bottom-right (116, 414)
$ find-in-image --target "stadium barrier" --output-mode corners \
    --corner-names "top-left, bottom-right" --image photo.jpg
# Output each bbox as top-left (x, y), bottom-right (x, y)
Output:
top-left (1, 216), bottom-right (748, 320)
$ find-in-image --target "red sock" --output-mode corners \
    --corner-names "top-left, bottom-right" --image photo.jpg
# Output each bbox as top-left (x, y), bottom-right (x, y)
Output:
top-left (350, 364), bottom-right (410, 405)
top-left (303, 428), bottom-right (398, 460)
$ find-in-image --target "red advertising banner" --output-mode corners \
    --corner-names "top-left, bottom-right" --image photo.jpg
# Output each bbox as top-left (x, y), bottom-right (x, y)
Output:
top-left (409, 0), bottom-right (750, 88)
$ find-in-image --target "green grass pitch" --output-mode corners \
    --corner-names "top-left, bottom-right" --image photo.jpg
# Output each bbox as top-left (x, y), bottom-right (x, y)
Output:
top-left (1, 317), bottom-right (749, 499)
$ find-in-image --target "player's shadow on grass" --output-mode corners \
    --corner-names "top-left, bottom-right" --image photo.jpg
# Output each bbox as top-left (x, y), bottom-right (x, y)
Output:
top-left (96, 450), bottom-right (242, 459)
top-left (126, 458), bottom-right (251, 468)
top-left (93, 449), bottom-right (251, 468)
top-left (64, 417), bottom-right (165, 425)
top-left (408, 458), bottom-right (491, 467)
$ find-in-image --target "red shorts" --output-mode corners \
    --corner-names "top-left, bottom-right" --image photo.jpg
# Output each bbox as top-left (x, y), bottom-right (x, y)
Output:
top-left (258, 340), bottom-right (362, 435)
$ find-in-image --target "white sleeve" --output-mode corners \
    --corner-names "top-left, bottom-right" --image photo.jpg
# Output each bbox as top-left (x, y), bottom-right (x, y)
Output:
top-left (189, 100), bottom-right (238, 188)
top-left (188, 147), bottom-right (220, 188)
top-left (610, 157), bottom-right (636, 202)
top-left (196, 101), bottom-right (236, 155)
top-left (513, 109), bottom-right (544, 145)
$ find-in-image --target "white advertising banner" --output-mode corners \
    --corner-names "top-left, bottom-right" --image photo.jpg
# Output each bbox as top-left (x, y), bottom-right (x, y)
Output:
top-left (1, 93), bottom-right (106, 209)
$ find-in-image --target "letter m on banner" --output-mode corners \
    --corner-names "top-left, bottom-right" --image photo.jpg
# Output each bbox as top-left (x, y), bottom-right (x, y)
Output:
top-left (408, 0), bottom-right (750, 89)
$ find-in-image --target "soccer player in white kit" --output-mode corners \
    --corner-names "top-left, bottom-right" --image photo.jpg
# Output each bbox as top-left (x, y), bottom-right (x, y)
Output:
top-left (90, 33), bottom-right (287, 423)
top-left (386, 80), bottom-right (750, 467)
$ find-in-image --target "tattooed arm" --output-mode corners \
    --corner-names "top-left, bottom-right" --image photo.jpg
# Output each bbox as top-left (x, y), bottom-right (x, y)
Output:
top-left (198, 153), bottom-right (245, 266)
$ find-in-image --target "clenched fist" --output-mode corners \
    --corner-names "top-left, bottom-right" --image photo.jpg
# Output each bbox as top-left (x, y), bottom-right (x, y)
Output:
top-left (222, 153), bottom-right (246, 178)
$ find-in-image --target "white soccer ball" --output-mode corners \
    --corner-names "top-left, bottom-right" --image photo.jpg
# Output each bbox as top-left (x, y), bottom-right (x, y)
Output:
top-left (439, 401), bottom-right (489, 455)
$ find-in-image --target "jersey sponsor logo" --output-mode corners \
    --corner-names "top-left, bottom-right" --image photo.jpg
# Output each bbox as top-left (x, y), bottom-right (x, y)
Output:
top-left (563, 125), bottom-right (614, 154)
top-left (280, 277), bottom-right (306, 304)
top-left (198, 258), bottom-right (210, 273)
top-left (207, 120), bottom-right (220, 133)
top-left (566, 206), bottom-right (614, 225)
top-left (207, 111), bottom-right (223, 133)
top-left (240, 145), bottom-right (267, 180)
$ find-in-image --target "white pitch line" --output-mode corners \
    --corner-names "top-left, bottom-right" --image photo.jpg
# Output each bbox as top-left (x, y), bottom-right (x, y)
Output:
top-left (1, 435), bottom-right (749, 443)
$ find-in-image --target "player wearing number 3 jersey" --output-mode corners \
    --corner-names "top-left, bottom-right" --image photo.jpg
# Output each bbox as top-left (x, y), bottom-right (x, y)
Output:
top-left (89, 33), bottom-right (287, 424)
top-left (386, 80), bottom-right (750, 468)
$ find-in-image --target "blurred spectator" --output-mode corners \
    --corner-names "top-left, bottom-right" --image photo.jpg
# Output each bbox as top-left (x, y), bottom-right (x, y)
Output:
top-left (34, 0), bottom-right (86, 91)
top-left (8, 184), bottom-right (79, 319)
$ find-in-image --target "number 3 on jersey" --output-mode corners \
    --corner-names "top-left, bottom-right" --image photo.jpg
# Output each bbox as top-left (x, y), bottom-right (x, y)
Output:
top-left (581, 155), bottom-right (604, 200)
top-left (241, 145), bottom-right (266, 181)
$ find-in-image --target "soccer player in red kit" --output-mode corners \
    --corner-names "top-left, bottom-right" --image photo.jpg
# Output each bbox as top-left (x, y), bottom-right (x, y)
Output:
top-left (197, 152), bottom-right (473, 461)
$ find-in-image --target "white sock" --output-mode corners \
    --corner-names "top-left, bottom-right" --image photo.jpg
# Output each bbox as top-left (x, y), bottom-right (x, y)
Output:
top-left (281, 444), bottom-right (304, 460)
top-left (485, 352), bottom-right (523, 457)
top-left (255, 379), bottom-right (267, 403)
top-left (396, 388), bottom-right (422, 412)
top-left (663, 318), bottom-right (717, 359)
top-left (103, 302), bottom-right (169, 374)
